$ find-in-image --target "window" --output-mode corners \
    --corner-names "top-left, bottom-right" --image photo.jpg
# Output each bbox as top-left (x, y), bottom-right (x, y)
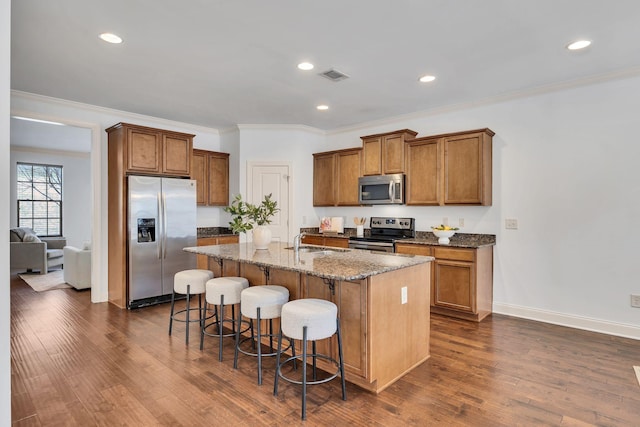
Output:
top-left (17, 162), bottom-right (63, 236)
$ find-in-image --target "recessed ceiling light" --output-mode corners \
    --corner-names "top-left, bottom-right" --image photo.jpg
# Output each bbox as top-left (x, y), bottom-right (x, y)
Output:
top-left (567, 40), bottom-right (591, 50)
top-left (298, 62), bottom-right (314, 71)
top-left (316, 105), bottom-right (329, 111)
top-left (11, 116), bottom-right (65, 126)
top-left (419, 75), bottom-right (436, 83)
top-left (99, 33), bottom-right (123, 44)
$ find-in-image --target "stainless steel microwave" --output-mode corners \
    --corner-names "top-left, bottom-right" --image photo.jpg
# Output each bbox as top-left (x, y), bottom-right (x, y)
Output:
top-left (358, 174), bottom-right (405, 205)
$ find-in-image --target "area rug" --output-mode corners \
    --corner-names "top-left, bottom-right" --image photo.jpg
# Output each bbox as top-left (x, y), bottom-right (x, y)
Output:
top-left (19, 270), bottom-right (72, 292)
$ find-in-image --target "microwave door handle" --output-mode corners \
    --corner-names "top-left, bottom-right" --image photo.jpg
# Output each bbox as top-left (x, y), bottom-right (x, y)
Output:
top-left (389, 181), bottom-right (394, 201)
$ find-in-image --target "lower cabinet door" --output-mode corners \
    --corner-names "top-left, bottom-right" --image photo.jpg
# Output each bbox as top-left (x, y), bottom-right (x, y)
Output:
top-left (433, 260), bottom-right (475, 313)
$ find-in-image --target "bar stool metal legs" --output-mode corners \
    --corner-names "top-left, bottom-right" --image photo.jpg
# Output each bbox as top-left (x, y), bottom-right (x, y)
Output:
top-left (273, 299), bottom-right (346, 420)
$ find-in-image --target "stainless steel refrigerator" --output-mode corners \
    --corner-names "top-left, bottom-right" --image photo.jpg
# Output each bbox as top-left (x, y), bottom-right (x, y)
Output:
top-left (128, 176), bottom-right (197, 308)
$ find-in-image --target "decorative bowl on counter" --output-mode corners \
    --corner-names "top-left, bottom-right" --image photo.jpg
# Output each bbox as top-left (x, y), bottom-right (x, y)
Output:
top-left (431, 225), bottom-right (459, 244)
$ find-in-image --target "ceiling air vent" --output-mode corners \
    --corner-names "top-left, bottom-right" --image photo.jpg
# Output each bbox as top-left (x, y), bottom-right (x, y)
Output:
top-left (319, 68), bottom-right (349, 82)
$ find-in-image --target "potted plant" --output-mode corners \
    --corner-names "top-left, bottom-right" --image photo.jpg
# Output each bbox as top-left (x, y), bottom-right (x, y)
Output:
top-left (224, 193), bottom-right (279, 249)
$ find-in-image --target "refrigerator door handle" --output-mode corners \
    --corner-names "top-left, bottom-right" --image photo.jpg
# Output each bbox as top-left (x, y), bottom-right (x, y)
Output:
top-left (157, 191), bottom-right (163, 259)
top-left (162, 192), bottom-right (168, 259)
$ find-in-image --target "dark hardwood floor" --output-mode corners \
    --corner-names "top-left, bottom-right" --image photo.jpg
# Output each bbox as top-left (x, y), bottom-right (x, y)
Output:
top-left (10, 273), bottom-right (640, 426)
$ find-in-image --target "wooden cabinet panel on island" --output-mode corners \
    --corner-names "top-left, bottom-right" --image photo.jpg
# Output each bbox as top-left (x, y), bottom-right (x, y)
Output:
top-left (313, 148), bottom-right (362, 206)
top-left (361, 129), bottom-right (417, 176)
top-left (405, 128), bottom-right (494, 206)
top-left (395, 243), bottom-right (493, 322)
top-left (192, 149), bottom-right (229, 206)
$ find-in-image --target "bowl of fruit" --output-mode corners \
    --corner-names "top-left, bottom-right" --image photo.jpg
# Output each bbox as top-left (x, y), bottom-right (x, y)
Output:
top-left (431, 225), bottom-right (459, 244)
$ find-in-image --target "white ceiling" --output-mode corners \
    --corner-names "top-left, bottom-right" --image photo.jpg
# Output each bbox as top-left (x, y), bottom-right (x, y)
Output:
top-left (10, 0), bottom-right (640, 131)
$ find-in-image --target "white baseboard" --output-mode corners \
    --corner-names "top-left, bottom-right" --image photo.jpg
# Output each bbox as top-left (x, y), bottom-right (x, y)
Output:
top-left (492, 302), bottom-right (640, 341)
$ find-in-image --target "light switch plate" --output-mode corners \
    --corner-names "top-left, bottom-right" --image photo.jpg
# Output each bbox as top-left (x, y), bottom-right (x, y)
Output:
top-left (505, 219), bottom-right (518, 229)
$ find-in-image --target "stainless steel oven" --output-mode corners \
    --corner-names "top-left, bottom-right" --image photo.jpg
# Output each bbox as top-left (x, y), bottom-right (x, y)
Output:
top-left (348, 216), bottom-right (415, 253)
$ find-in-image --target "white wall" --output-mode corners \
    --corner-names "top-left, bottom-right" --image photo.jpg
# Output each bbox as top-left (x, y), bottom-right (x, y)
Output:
top-left (1, 0), bottom-right (11, 421)
top-left (324, 75), bottom-right (640, 338)
top-left (10, 92), bottom-right (224, 303)
top-left (9, 148), bottom-right (91, 248)
top-left (236, 125), bottom-right (326, 243)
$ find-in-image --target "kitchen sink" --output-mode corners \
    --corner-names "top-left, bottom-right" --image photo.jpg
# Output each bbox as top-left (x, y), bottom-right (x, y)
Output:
top-left (284, 245), bottom-right (349, 253)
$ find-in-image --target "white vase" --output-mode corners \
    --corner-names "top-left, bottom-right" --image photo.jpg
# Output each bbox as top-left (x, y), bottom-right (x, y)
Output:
top-left (252, 225), bottom-right (272, 249)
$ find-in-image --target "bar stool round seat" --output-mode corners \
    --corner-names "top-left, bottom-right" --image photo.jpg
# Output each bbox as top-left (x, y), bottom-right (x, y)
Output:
top-left (169, 269), bottom-right (213, 345)
top-left (201, 277), bottom-right (250, 360)
top-left (234, 285), bottom-right (291, 385)
top-left (274, 298), bottom-right (346, 420)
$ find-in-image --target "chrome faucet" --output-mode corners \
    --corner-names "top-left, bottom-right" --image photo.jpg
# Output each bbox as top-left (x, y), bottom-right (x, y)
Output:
top-left (293, 232), bottom-right (306, 252)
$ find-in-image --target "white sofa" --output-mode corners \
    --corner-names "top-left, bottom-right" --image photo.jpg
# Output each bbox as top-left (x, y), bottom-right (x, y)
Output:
top-left (63, 246), bottom-right (91, 290)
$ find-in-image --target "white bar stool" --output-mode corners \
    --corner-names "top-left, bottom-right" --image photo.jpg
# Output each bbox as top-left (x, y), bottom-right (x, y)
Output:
top-left (234, 285), bottom-right (290, 385)
top-left (169, 269), bottom-right (213, 345)
top-left (273, 298), bottom-right (346, 420)
top-left (201, 276), bottom-right (250, 361)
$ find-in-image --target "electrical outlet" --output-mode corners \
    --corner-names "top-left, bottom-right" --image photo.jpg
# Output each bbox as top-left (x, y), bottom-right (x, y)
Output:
top-left (401, 286), bottom-right (408, 304)
top-left (442, 217), bottom-right (448, 226)
top-left (505, 219), bottom-right (518, 230)
top-left (459, 218), bottom-right (465, 228)
top-left (302, 215), bottom-right (307, 224)
top-left (631, 294), bottom-right (640, 308)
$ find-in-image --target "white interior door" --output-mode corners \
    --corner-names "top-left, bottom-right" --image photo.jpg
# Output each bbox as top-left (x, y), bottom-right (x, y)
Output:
top-left (248, 162), bottom-right (290, 243)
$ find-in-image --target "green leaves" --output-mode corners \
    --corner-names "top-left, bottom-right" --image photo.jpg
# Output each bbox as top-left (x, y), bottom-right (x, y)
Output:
top-left (223, 193), bottom-right (280, 234)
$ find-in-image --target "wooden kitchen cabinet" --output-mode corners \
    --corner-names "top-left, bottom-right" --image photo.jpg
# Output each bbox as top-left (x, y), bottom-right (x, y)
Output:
top-left (196, 235), bottom-right (239, 269)
top-left (443, 130), bottom-right (493, 205)
top-left (106, 122), bottom-right (195, 308)
top-left (192, 149), bottom-right (229, 206)
top-left (301, 235), bottom-right (349, 248)
top-left (361, 129), bottom-right (417, 176)
top-left (405, 137), bottom-right (440, 205)
top-left (395, 243), bottom-right (493, 322)
top-left (109, 122), bottom-right (193, 177)
top-left (405, 128), bottom-right (494, 206)
top-left (313, 148), bottom-right (362, 206)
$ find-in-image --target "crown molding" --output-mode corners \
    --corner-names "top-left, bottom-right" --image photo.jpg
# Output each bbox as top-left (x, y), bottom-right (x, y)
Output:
top-left (11, 90), bottom-right (221, 136)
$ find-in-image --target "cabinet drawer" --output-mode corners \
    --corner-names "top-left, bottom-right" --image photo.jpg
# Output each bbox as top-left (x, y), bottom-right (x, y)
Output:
top-left (197, 237), bottom-right (218, 246)
top-left (216, 235), bottom-right (239, 245)
top-left (434, 247), bottom-right (475, 262)
top-left (395, 243), bottom-right (432, 256)
top-left (324, 236), bottom-right (349, 248)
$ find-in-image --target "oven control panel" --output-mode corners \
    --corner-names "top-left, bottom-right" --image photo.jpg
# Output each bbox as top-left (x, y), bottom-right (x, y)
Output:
top-left (370, 216), bottom-right (415, 230)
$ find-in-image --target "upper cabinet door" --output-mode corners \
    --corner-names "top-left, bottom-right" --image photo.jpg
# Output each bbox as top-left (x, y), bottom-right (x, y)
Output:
top-left (162, 133), bottom-right (192, 176)
top-left (207, 152), bottom-right (229, 206)
top-left (127, 127), bottom-right (162, 173)
top-left (336, 148), bottom-right (362, 206)
top-left (361, 129), bottom-right (417, 176)
top-left (405, 138), bottom-right (440, 205)
top-left (443, 130), bottom-right (492, 205)
top-left (313, 152), bottom-right (336, 206)
top-left (382, 134), bottom-right (405, 174)
top-left (191, 150), bottom-right (207, 205)
top-left (362, 137), bottom-right (382, 176)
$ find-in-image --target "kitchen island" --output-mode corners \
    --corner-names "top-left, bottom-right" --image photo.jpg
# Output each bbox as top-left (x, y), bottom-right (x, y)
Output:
top-left (184, 242), bottom-right (433, 393)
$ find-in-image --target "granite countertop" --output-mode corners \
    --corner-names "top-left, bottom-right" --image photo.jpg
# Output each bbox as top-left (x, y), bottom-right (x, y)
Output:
top-left (300, 227), bottom-right (496, 248)
top-left (197, 227), bottom-right (236, 238)
top-left (184, 242), bottom-right (433, 281)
